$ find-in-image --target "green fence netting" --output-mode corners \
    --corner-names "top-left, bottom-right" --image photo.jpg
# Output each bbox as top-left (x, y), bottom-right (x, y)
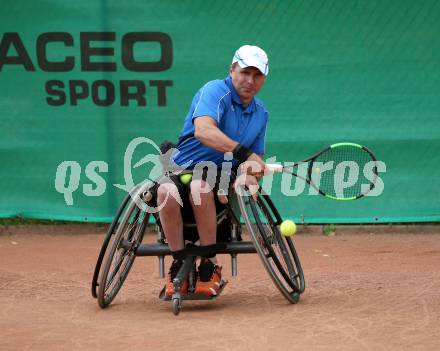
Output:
top-left (1, 0), bottom-right (439, 223)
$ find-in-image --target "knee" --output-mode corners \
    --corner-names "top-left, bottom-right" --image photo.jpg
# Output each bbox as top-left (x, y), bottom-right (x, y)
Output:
top-left (190, 179), bottom-right (214, 205)
top-left (157, 183), bottom-right (181, 208)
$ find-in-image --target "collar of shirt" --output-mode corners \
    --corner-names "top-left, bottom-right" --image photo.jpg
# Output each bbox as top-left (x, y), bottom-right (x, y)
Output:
top-left (224, 75), bottom-right (256, 114)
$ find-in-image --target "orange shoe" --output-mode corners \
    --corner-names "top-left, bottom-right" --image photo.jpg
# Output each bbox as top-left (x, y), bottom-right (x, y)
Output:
top-left (195, 258), bottom-right (223, 297)
top-left (165, 259), bottom-right (188, 297)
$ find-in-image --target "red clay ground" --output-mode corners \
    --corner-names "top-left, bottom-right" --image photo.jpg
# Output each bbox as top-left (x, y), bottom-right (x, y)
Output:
top-left (1, 226), bottom-right (439, 351)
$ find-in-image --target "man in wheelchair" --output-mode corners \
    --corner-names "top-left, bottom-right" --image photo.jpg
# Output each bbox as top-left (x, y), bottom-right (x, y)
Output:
top-left (157, 45), bottom-right (270, 298)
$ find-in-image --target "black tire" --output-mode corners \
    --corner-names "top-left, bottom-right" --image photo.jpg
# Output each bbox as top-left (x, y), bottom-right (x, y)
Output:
top-left (91, 191), bottom-right (132, 298)
top-left (172, 298), bottom-right (181, 315)
top-left (97, 191), bottom-right (149, 308)
top-left (238, 189), bottom-right (305, 303)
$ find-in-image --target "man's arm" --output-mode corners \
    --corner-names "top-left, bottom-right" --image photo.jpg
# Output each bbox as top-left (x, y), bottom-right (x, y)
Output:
top-left (193, 116), bottom-right (238, 153)
top-left (194, 116), bottom-right (266, 174)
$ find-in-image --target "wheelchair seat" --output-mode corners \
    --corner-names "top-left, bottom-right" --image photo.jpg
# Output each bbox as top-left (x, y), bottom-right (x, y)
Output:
top-left (155, 192), bottom-right (243, 245)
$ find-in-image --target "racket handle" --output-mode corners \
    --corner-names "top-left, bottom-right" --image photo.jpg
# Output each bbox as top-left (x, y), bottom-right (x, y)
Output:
top-left (266, 164), bottom-right (283, 173)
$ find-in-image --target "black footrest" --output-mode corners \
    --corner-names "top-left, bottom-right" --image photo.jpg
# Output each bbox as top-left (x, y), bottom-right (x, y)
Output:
top-left (159, 281), bottom-right (228, 301)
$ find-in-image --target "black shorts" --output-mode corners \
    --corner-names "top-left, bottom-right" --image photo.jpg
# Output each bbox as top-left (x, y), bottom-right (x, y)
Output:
top-left (173, 166), bottom-right (235, 197)
top-left (152, 167), bottom-right (237, 243)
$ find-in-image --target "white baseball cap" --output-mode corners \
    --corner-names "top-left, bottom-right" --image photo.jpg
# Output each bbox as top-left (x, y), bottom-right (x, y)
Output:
top-left (232, 45), bottom-right (269, 76)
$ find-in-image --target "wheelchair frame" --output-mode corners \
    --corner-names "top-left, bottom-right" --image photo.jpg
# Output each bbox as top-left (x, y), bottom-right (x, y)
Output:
top-left (91, 182), bottom-right (305, 315)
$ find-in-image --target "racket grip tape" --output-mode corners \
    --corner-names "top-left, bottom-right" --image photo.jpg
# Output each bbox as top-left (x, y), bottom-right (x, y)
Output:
top-left (266, 164), bottom-right (283, 173)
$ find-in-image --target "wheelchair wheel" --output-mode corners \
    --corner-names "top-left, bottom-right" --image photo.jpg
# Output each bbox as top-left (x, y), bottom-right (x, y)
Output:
top-left (91, 191), bottom-right (133, 298)
top-left (238, 189), bottom-right (305, 303)
top-left (172, 297), bottom-right (182, 315)
top-left (97, 190), bottom-right (149, 308)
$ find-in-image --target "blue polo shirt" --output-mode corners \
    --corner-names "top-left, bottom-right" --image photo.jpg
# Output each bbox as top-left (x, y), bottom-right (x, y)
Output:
top-left (172, 76), bottom-right (269, 169)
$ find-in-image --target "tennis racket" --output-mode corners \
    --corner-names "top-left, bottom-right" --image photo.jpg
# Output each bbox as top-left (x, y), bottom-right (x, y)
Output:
top-left (266, 142), bottom-right (379, 200)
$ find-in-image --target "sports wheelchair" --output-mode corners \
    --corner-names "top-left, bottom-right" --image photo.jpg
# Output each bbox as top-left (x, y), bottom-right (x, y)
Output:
top-left (91, 180), bottom-right (305, 315)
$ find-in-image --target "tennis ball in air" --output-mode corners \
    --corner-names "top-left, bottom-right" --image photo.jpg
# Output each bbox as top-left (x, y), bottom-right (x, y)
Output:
top-left (280, 220), bottom-right (296, 236)
top-left (179, 173), bottom-right (192, 185)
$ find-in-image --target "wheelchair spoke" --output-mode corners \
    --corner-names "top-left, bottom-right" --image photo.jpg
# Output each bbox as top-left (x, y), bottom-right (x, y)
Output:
top-left (238, 189), bottom-right (305, 302)
top-left (106, 251), bottom-right (134, 298)
top-left (105, 219), bottom-right (145, 292)
top-left (253, 206), bottom-right (297, 287)
top-left (261, 203), bottom-right (298, 280)
top-left (105, 249), bottom-right (129, 291)
top-left (97, 199), bottom-right (149, 308)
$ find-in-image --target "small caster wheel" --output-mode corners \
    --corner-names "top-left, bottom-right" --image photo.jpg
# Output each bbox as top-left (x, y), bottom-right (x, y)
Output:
top-left (172, 298), bottom-right (181, 315)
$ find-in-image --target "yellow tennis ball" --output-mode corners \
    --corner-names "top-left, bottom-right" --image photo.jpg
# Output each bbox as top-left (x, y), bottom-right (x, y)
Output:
top-left (280, 220), bottom-right (296, 237)
top-left (179, 173), bottom-right (192, 185)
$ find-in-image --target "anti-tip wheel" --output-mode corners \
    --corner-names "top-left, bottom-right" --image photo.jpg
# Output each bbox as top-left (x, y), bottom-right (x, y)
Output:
top-left (172, 298), bottom-right (181, 315)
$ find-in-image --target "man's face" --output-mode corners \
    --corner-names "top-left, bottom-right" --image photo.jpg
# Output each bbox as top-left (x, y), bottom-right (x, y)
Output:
top-left (230, 64), bottom-right (266, 105)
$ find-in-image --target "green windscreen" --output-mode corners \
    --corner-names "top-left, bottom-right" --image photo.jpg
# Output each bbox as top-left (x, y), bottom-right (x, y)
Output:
top-left (1, 0), bottom-right (439, 223)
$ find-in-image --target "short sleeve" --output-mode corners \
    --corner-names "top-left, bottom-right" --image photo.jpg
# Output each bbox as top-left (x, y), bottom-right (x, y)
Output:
top-left (192, 82), bottom-right (226, 123)
top-left (249, 125), bottom-right (266, 154)
top-left (249, 111), bottom-right (268, 155)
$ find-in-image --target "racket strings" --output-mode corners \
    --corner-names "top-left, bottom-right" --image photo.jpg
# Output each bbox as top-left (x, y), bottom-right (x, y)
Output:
top-left (312, 146), bottom-right (375, 198)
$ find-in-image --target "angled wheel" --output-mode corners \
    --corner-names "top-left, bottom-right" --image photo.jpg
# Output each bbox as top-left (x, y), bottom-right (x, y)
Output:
top-left (91, 190), bottom-right (134, 298)
top-left (97, 187), bottom-right (150, 308)
top-left (237, 188), bottom-right (305, 303)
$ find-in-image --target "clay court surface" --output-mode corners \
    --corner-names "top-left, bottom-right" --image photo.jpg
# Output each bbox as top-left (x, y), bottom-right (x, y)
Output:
top-left (1, 225), bottom-right (439, 351)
